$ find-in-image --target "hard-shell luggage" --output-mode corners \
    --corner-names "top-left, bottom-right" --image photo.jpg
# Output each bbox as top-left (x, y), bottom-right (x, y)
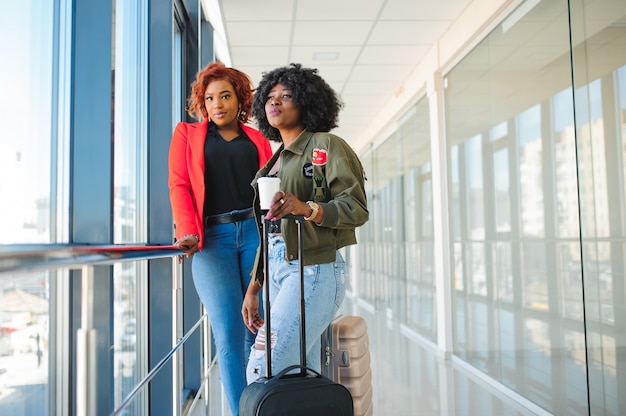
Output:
top-left (321, 314), bottom-right (374, 416)
top-left (239, 216), bottom-right (353, 416)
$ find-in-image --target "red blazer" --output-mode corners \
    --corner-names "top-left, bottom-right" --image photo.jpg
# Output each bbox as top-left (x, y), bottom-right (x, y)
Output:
top-left (168, 119), bottom-right (273, 250)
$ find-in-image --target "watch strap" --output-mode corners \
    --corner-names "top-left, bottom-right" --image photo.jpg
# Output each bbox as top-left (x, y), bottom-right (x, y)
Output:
top-left (304, 201), bottom-right (319, 221)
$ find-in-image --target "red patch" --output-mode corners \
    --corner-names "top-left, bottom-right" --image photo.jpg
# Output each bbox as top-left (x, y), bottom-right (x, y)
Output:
top-left (312, 148), bottom-right (327, 166)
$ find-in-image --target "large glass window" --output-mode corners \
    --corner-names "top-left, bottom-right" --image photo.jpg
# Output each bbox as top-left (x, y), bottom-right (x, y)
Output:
top-left (0, 3), bottom-right (56, 415)
top-left (0, 2), bottom-right (54, 244)
top-left (112, 0), bottom-right (149, 412)
top-left (353, 147), bottom-right (376, 304)
top-left (570, 0), bottom-right (626, 413)
top-left (356, 97), bottom-right (435, 341)
top-left (445, 0), bottom-right (626, 414)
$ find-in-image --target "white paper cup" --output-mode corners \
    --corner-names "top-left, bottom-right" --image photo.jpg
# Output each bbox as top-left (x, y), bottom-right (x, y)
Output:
top-left (257, 176), bottom-right (281, 210)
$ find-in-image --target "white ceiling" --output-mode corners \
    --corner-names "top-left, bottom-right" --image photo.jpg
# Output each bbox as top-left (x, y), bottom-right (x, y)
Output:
top-left (217, 0), bottom-right (472, 145)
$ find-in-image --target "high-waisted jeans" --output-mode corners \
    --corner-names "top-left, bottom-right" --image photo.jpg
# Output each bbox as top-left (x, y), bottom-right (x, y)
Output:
top-left (191, 213), bottom-right (262, 415)
top-left (246, 234), bottom-right (346, 383)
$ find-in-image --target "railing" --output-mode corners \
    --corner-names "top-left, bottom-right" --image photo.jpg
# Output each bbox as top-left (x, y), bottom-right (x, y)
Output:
top-left (0, 244), bottom-right (204, 416)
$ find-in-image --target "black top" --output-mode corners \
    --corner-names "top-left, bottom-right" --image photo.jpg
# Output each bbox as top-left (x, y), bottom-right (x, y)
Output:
top-left (203, 123), bottom-right (259, 217)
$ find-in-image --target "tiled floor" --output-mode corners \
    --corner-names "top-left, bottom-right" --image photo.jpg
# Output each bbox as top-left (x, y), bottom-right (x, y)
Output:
top-left (367, 335), bottom-right (539, 415)
top-left (344, 297), bottom-right (544, 416)
top-left (191, 297), bottom-right (546, 416)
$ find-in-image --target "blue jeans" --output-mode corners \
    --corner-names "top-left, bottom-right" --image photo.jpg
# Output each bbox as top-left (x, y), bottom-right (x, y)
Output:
top-left (246, 234), bottom-right (346, 383)
top-left (191, 213), bottom-right (262, 415)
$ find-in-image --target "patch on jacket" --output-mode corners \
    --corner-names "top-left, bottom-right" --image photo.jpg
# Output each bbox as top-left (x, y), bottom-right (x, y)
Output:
top-left (313, 173), bottom-right (327, 201)
top-left (303, 163), bottom-right (313, 178)
top-left (312, 148), bottom-right (328, 166)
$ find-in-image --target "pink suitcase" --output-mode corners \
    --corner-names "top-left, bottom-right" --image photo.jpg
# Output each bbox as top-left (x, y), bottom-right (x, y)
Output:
top-left (321, 314), bottom-right (373, 416)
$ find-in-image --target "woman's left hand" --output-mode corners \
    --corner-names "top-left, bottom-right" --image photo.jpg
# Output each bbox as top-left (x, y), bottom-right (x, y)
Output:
top-left (265, 191), bottom-right (308, 221)
top-left (175, 234), bottom-right (199, 258)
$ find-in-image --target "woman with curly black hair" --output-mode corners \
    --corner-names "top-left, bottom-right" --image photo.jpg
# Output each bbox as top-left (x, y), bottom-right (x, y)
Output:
top-left (241, 63), bottom-right (368, 383)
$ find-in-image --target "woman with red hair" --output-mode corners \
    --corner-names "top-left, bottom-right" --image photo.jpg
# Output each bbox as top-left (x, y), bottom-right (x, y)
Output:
top-left (168, 62), bottom-right (272, 415)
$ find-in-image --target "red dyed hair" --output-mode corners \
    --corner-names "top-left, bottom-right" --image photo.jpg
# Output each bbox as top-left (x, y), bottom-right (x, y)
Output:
top-left (186, 61), bottom-right (254, 122)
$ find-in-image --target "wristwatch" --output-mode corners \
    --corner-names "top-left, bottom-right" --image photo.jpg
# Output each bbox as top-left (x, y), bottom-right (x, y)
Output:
top-left (304, 201), bottom-right (319, 221)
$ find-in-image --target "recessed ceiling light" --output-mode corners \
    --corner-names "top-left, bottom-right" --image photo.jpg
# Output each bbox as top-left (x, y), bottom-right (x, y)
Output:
top-left (313, 52), bottom-right (339, 61)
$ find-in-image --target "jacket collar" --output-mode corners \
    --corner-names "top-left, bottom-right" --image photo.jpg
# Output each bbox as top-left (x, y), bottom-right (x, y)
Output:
top-left (283, 130), bottom-right (313, 155)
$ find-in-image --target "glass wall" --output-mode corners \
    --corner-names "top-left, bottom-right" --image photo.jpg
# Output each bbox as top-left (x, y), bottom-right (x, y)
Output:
top-left (0, 0), bottom-right (189, 414)
top-left (444, 0), bottom-right (626, 414)
top-left (112, 0), bottom-right (149, 412)
top-left (569, 0), bottom-right (626, 414)
top-left (0, 2), bottom-right (55, 245)
top-left (0, 2), bottom-right (56, 414)
top-left (355, 97), bottom-right (435, 341)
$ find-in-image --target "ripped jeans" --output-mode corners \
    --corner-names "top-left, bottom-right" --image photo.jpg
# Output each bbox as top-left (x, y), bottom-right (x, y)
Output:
top-left (246, 234), bottom-right (346, 382)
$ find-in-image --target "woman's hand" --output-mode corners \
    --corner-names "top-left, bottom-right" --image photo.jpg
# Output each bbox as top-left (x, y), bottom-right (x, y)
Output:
top-left (242, 289), bottom-right (264, 333)
top-left (265, 191), bottom-right (313, 221)
top-left (175, 234), bottom-right (199, 258)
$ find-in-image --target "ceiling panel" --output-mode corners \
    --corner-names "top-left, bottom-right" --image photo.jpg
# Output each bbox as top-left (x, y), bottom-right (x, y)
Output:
top-left (220, 0), bottom-right (294, 21)
top-left (288, 46), bottom-right (362, 65)
top-left (358, 44), bottom-right (431, 65)
top-left (229, 46), bottom-right (289, 66)
top-left (292, 21), bottom-right (374, 46)
top-left (350, 64), bottom-right (414, 82)
top-left (380, 0), bottom-right (470, 20)
top-left (227, 22), bottom-right (292, 46)
top-left (295, 0), bottom-right (384, 20)
top-left (369, 20), bottom-right (452, 45)
top-left (342, 80), bottom-right (399, 95)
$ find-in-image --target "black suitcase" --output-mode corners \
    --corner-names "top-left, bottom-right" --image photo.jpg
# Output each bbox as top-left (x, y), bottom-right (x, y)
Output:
top-left (239, 216), bottom-right (353, 416)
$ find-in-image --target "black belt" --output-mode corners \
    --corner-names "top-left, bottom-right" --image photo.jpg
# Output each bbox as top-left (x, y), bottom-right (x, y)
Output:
top-left (205, 208), bottom-right (254, 226)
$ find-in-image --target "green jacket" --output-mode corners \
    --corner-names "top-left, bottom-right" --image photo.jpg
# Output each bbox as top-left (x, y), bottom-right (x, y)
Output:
top-left (251, 130), bottom-right (369, 284)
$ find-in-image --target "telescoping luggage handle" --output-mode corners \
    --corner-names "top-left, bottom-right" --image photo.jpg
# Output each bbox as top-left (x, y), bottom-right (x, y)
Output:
top-left (262, 214), bottom-right (307, 378)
